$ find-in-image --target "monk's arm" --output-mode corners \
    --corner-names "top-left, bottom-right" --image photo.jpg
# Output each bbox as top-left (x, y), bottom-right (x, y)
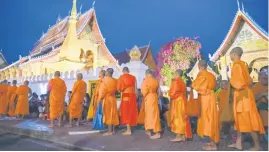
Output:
top-left (98, 82), bottom-right (108, 101)
top-left (141, 79), bottom-right (149, 97)
top-left (230, 64), bottom-right (245, 90)
top-left (191, 75), bottom-right (207, 95)
top-left (116, 77), bottom-right (124, 92)
top-left (168, 81), bottom-right (177, 99)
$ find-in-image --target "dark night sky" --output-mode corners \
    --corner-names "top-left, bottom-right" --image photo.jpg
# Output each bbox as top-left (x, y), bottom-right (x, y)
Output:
top-left (0, 0), bottom-right (268, 64)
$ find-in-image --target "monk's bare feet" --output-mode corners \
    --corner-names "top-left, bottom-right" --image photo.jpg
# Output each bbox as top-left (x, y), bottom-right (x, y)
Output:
top-left (66, 124), bottom-right (73, 128)
top-left (122, 130), bottom-right (132, 136)
top-left (9, 117), bottom-right (13, 120)
top-left (103, 132), bottom-right (114, 136)
top-left (150, 133), bottom-right (161, 140)
top-left (202, 144), bottom-right (217, 151)
top-left (228, 143), bottom-right (243, 150)
top-left (170, 137), bottom-right (185, 142)
top-left (49, 124), bottom-right (54, 128)
top-left (145, 131), bottom-right (151, 136)
top-left (244, 146), bottom-right (260, 151)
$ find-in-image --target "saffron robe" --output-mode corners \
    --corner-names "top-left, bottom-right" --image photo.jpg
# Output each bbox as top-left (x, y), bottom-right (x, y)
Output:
top-left (99, 77), bottom-right (119, 126)
top-left (0, 84), bottom-right (9, 114)
top-left (230, 60), bottom-right (265, 133)
top-left (15, 85), bottom-right (30, 115)
top-left (137, 76), bottom-right (161, 133)
top-left (168, 78), bottom-right (192, 138)
top-left (252, 82), bottom-right (268, 127)
top-left (68, 80), bottom-right (87, 119)
top-left (87, 79), bottom-right (102, 120)
top-left (192, 70), bottom-right (219, 143)
top-left (117, 73), bottom-right (138, 126)
top-left (7, 86), bottom-right (18, 116)
top-left (49, 78), bottom-right (67, 120)
top-left (218, 86), bottom-right (234, 124)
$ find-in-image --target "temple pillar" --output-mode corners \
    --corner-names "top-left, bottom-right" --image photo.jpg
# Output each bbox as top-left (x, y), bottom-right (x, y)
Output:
top-left (219, 56), bottom-right (228, 80)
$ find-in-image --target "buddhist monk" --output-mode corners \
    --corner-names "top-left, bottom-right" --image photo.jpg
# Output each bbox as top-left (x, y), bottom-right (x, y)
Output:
top-left (168, 69), bottom-right (192, 142)
top-left (0, 80), bottom-right (9, 117)
top-left (218, 80), bottom-right (234, 138)
top-left (191, 60), bottom-right (219, 150)
top-left (117, 67), bottom-right (138, 135)
top-left (67, 73), bottom-right (87, 127)
top-left (87, 70), bottom-right (106, 120)
top-left (7, 80), bottom-right (18, 119)
top-left (228, 47), bottom-right (265, 151)
top-left (99, 68), bottom-right (119, 136)
top-left (138, 69), bottom-right (161, 139)
top-left (252, 70), bottom-right (268, 130)
top-left (15, 80), bottom-right (32, 120)
top-left (49, 71), bottom-right (67, 128)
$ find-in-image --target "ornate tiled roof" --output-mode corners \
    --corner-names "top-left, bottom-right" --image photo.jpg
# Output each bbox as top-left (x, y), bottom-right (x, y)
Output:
top-left (29, 8), bottom-right (116, 64)
top-left (113, 44), bottom-right (151, 65)
top-left (210, 10), bottom-right (268, 62)
top-left (0, 52), bottom-right (8, 69)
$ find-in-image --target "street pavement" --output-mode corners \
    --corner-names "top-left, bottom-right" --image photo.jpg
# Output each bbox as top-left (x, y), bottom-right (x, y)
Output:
top-left (0, 119), bottom-right (268, 151)
top-left (0, 131), bottom-right (70, 151)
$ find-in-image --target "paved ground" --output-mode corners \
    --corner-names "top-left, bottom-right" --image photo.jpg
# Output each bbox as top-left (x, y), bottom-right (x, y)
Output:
top-left (0, 118), bottom-right (268, 151)
top-left (0, 131), bottom-right (69, 151)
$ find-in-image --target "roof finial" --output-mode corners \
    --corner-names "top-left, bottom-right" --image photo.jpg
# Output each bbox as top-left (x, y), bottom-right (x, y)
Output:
top-left (70, 0), bottom-right (77, 20)
top-left (242, 2), bottom-right (245, 12)
top-left (79, 4), bottom-right (83, 13)
top-left (92, 1), bottom-right (95, 8)
top-left (237, 0), bottom-right (241, 11)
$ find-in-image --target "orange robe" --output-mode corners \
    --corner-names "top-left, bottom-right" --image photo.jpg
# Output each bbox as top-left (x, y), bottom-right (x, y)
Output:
top-left (0, 84), bottom-right (9, 115)
top-left (168, 78), bottom-right (192, 138)
top-left (218, 86), bottom-right (234, 124)
top-left (7, 86), bottom-right (18, 116)
top-left (230, 60), bottom-right (265, 133)
top-left (49, 78), bottom-right (67, 120)
top-left (87, 79), bottom-right (102, 120)
top-left (68, 80), bottom-right (87, 119)
top-left (117, 73), bottom-right (138, 126)
top-left (252, 82), bottom-right (268, 127)
top-left (192, 70), bottom-right (219, 143)
top-left (137, 76), bottom-right (161, 133)
top-left (15, 85), bottom-right (30, 115)
top-left (99, 77), bottom-right (119, 126)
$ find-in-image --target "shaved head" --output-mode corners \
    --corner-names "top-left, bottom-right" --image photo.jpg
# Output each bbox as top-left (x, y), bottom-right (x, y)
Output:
top-left (106, 68), bottom-right (114, 77)
top-left (24, 80), bottom-right (29, 86)
top-left (122, 67), bottom-right (129, 73)
top-left (145, 69), bottom-right (153, 76)
top-left (3, 80), bottom-right (8, 84)
top-left (54, 71), bottom-right (61, 77)
top-left (77, 73), bottom-right (83, 80)
top-left (99, 70), bottom-right (106, 78)
top-left (198, 60), bottom-right (207, 70)
top-left (12, 80), bottom-right (17, 85)
top-left (230, 47), bottom-right (243, 57)
top-left (175, 69), bottom-right (183, 76)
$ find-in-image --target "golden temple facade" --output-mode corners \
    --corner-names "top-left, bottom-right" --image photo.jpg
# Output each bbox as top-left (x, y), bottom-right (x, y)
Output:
top-left (210, 9), bottom-right (268, 82)
top-left (0, 0), bottom-right (118, 80)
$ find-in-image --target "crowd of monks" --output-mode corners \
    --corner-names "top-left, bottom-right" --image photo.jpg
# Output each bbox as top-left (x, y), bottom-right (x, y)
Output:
top-left (0, 47), bottom-right (267, 150)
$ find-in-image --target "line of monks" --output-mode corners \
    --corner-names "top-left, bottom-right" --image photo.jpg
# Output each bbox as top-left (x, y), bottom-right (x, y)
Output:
top-left (0, 47), bottom-right (267, 150)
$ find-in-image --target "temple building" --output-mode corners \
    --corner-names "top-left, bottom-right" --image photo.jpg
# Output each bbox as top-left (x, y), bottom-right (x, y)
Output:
top-left (209, 6), bottom-right (268, 82)
top-left (0, 0), bottom-right (118, 80)
top-left (0, 52), bottom-right (8, 69)
top-left (113, 44), bottom-right (157, 70)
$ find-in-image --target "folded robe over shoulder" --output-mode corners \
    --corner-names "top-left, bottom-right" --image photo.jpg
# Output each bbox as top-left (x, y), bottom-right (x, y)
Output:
top-left (15, 85), bottom-right (30, 115)
top-left (0, 84), bottom-right (9, 115)
top-left (231, 60), bottom-right (265, 134)
top-left (49, 77), bottom-right (67, 120)
top-left (192, 70), bottom-right (219, 143)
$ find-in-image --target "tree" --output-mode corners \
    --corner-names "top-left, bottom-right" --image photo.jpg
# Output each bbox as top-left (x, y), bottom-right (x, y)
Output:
top-left (156, 37), bottom-right (201, 86)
